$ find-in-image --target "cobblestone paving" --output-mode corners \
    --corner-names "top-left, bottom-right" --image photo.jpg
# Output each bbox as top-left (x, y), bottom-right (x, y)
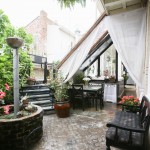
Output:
top-left (29, 103), bottom-right (121, 150)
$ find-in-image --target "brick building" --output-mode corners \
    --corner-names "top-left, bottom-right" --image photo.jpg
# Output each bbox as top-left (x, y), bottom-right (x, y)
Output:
top-left (25, 10), bottom-right (76, 62)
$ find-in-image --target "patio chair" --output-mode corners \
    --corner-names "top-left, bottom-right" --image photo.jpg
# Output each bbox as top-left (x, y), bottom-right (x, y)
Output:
top-left (71, 84), bottom-right (86, 111)
top-left (98, 83), bottom-right (104, 109)
top-left (88, 83), bottom-right (104, 110)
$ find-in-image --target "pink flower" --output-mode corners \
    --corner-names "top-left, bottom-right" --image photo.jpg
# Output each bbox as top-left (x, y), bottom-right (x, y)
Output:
top-left (128, 95), bottom-right (134, 99)
top-left (5, 83), bottom-right (10, 91)
top-left (0, 91), bottom-right (6, 99)
top-left (119, 101), bottom-right (123, 104)
top-left (2, 105), bottom-right (10, 114)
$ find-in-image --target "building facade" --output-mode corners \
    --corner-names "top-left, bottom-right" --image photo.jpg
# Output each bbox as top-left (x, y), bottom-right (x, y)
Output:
top-left (25, 10), bottom-right (76, 63)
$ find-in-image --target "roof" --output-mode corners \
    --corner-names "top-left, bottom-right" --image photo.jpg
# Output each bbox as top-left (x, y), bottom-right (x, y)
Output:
top-left (99, 0), bottom-right (148, 15)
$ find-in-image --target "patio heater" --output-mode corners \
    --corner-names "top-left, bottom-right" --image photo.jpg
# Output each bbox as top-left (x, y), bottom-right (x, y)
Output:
top-left (6, 37), bottom-right (24, 118)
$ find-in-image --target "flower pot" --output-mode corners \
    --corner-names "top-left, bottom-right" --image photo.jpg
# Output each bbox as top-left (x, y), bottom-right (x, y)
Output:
top-left (54, 101), bottom-right (70, 118)
top-left (123, 106), bottom-right (138, 113)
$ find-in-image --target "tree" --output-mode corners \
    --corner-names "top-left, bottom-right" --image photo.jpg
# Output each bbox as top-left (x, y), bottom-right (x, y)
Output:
top-left (0, 9), bottom-right (33, 104)
top-left (57, 0), bottom-right (86, 7)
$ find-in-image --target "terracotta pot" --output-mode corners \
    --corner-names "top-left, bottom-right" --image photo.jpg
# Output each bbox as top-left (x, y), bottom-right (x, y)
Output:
top-left (54, 101), bottom-right (70, 118)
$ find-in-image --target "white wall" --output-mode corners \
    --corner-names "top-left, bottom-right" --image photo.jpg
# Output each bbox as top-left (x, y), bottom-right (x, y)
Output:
top-left (46, 25), bottom-right (75, 63)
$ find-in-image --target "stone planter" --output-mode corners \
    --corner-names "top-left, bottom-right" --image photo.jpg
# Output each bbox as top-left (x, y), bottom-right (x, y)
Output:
top-left (0, 105), bottom-right (43, 150)
top-left (54, 101), bottom-right (70, 118)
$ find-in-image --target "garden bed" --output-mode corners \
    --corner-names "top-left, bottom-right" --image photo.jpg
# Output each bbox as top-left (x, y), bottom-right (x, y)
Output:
top-left (0, 105), bottom-right (43, 150)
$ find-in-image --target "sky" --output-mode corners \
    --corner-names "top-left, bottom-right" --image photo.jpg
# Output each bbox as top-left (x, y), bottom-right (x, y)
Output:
top-left (0, 0), bottom-right (99, 34)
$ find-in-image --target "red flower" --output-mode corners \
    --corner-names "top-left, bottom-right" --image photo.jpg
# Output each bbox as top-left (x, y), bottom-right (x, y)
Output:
top-left (119, 95), bottom-right (139, 106)
top-left (5, 83), bottom-right (10, 91)
top-left (0, 91), bottom-right (6, 99)
top-left (128, 95), bottom-right (134, 99)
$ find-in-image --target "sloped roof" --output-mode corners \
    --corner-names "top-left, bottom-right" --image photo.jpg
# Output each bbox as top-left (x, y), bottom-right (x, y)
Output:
top-left (80, 34), bottom-right (112, 71)
top-left (58, 12), bottom-right (107, 69)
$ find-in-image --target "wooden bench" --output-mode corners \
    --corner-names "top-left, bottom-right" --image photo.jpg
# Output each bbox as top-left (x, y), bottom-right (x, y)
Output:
top-left (106, 96), bottom-right (150, 150)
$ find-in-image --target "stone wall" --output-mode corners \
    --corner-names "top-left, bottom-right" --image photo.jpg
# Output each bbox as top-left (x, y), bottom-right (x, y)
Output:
top-left (0, 105), bottom-right (43, 150)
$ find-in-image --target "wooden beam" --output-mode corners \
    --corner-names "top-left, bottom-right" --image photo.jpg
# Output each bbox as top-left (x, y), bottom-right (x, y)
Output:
top-left (115, 50), bottom-right (118, 82)
top-left (88, 31), bottom-right (108, 54)
top-left (105, 0), bottom-right (140, 7)
top-left (121, 0), bottom-right (127, 9)
top-left (57, 12), bottom-right (107, 69)
top-left (82, 34), bottom-right (110, 65)
top-left (97, 57), bottom-right (100, 76)
top-left (82, 41), bottom-right (113, 72)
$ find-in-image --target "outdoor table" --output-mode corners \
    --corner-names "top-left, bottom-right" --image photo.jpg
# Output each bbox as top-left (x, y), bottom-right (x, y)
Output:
top-left (69, 85), bottom-right (103, 110)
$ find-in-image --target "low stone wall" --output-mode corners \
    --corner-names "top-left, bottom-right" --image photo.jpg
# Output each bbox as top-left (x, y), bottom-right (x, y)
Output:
top-left (0, 105), bottom-right (44, 150)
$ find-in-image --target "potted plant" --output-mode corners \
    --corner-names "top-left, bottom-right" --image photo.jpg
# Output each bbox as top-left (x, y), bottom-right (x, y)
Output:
top-left (109, 75), bottom-right (116, 83)
top-left (50, 74), bottom-right (70, 118)
top-left (122, 72), bottom-right (129, 87)
top-left (72, 71), bottom-right (84, 84)
top-left (119, 95), bottom-right (140, 112)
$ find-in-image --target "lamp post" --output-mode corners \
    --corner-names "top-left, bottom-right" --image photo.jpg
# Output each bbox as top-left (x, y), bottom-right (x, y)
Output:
top-left (6, 37), bottom-right (24, 118)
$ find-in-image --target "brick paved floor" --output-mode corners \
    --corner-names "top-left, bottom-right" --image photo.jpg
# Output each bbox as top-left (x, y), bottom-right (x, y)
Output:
top-left (29, 86), bottom-right (150, 150)
top-left (29, 102), bottom-right (121, 150)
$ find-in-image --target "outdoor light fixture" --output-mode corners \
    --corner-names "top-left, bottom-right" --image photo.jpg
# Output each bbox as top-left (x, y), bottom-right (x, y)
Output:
top-left (6, 37), bottom-right (24, 117)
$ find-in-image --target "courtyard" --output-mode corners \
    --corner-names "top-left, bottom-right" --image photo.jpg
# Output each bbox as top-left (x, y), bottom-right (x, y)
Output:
top-left (29, 102), bottom-right (120, 150)
top-left (28, 86), bottom-right (149, 150)
top-left (0, 1), bottom-right (150, 150)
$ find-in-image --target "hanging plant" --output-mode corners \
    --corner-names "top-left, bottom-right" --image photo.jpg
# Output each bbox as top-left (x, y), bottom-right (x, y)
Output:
top-left (57, 0), bottom-right (86, 8)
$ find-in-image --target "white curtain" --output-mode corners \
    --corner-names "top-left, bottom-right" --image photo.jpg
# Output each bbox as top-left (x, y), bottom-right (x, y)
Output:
top-left (59, 20), bottom-right (107, 82)
top-left (146, 1), bottom-right (150, 98)
top-left (105, 8), bottom-right (146, 88)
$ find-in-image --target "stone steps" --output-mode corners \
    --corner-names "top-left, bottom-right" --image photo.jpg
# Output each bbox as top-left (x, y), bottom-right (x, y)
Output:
top-left (27, 94), bottom-right (51, 99)
top-left (20, 84), bottom-right (54, 112)
top-left (21, 89), bottom-right (50, 94)
top-left (31, 100), bottom-right (52, 105)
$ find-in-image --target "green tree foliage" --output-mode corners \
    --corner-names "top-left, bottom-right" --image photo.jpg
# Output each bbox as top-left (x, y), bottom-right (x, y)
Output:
top-left (0, 9), bottom-right (33, 104)
top-left (57, 0), bottom-right (86, 7)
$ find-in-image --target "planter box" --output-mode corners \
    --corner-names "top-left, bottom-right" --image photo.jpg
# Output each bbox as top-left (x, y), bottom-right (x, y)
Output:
top-left (0, 105), bottom-right (43, 150)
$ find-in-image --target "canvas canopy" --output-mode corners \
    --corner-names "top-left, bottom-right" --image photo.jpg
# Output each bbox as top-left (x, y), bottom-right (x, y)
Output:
top-left (58, 8), bottom-right (146, 90)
